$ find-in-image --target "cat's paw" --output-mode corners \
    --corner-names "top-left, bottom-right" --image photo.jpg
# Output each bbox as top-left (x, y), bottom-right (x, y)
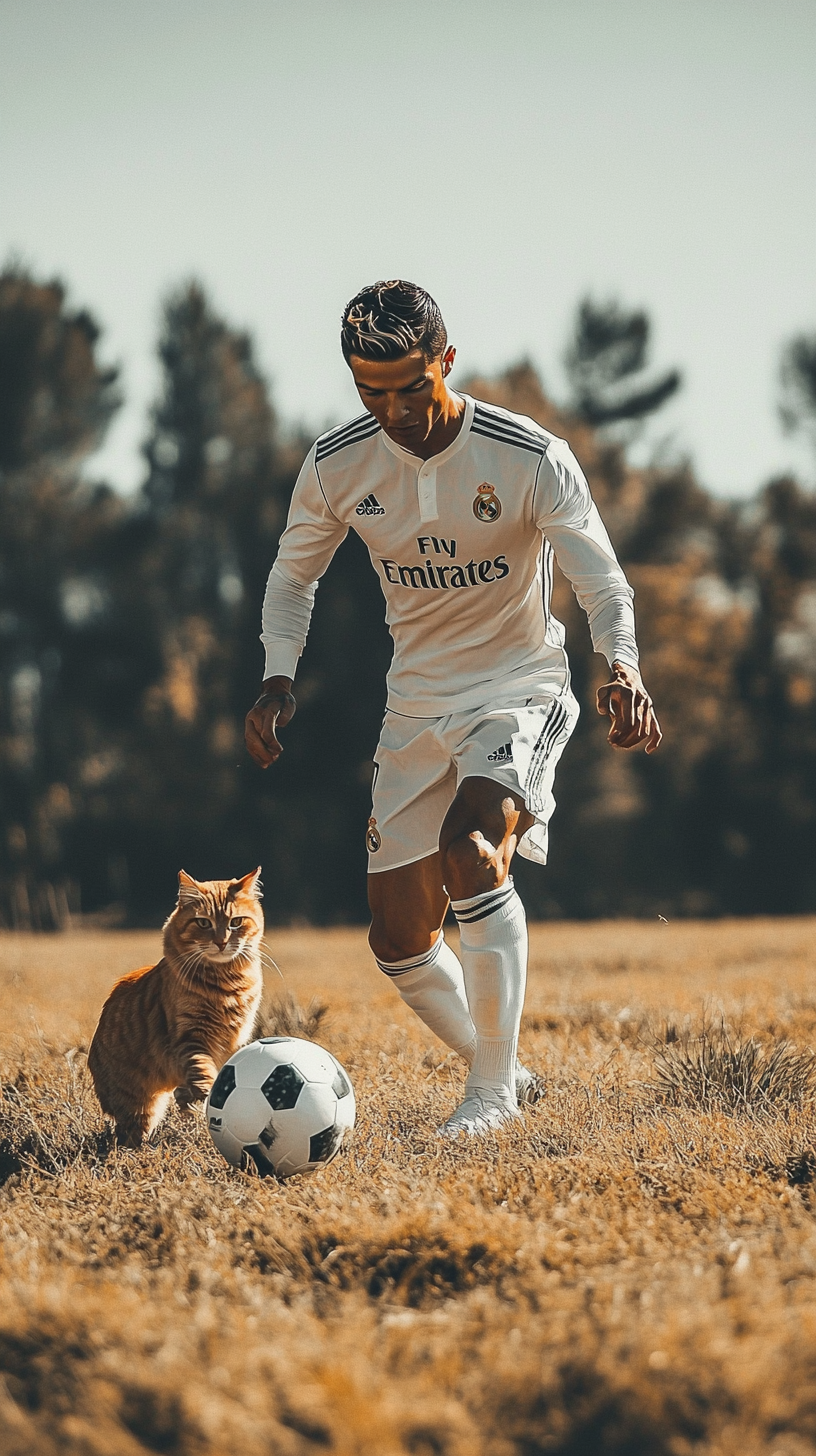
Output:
top-left (173, 1086), bottom-right (204, 1116)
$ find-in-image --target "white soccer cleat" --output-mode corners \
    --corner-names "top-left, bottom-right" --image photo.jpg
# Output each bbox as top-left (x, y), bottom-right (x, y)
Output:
top-left (438, 1083), bottom-right (521, 1139)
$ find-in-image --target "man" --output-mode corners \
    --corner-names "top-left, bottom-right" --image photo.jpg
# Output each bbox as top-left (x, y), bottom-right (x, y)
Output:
top-left (245, 280), bottom-right (660, 1137)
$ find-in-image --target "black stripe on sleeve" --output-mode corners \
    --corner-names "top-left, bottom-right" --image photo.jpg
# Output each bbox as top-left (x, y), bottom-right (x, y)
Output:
top-left (316, 414), bottom-right (380, 461)
top-left (471, 419), bottom-right (548, 457)
top-left (472, 403), bottom-right (550, 447)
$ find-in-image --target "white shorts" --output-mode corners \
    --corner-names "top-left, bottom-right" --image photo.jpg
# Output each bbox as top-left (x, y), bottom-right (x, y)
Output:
top-left (366, 687), bottom-right (580, 873)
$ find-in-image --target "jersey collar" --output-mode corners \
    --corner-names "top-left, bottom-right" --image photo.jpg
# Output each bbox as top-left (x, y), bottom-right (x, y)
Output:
top-left (378, 394), bottom-right (475, 469)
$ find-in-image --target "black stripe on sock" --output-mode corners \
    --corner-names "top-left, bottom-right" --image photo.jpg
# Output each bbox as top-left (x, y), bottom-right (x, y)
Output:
top-left (453, 884), bottom-right (517, 924)
top-left (376, 940), bottom-right (441, 976)
top-left (452, 883), bottom-right (510, 920)
top-left (456, 888), bottom-right (518, 925)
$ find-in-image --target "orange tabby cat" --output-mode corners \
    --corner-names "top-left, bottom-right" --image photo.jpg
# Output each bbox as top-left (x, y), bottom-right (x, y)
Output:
top-left (88, 868), bottom-right (264, 1147)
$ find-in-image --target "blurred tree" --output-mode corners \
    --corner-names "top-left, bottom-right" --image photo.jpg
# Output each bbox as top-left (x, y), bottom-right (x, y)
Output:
top-left (780, 332), bottom-right (816, 457)
top-left (0, 269), bottom-right (120, 471)
top-left (727, 475), bottom-right (816, 911)
top-left (565, 297), bottom-right (681, 430)
top-left (0, 266), bottom-right (122, 927)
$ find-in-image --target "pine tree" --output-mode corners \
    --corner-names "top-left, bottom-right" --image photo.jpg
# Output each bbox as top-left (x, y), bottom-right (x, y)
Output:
top-left (565, 297), bottom-right (681, 431)
top-left (0, 267), bottom-right (122, 927)
top-left (780, 332), bottom-right (816, 459)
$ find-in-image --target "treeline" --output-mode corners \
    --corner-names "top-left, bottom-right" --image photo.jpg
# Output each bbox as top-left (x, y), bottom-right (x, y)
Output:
top-left (1, 266), bottom-right (815, 926)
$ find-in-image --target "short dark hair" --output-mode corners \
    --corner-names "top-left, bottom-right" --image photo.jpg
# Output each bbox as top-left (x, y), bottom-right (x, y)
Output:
top-left (340, 280), bottom-right (447, 365)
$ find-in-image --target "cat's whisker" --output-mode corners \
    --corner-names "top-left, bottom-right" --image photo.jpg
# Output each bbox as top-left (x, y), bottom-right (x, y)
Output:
top-left (258, 950), bottom-right (284, 980)
top-left (175, 950), bottom-right (207, 987)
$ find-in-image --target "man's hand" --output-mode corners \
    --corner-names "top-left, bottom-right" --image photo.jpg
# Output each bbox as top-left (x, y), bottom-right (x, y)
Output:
top-left (596, 661), bottom-right (662, 754)
top-left (244, 676), bottom-right (296, 768)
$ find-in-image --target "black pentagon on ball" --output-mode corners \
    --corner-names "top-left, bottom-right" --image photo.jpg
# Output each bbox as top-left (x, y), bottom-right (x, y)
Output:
top-left (331, 1068), bottom-right (351, 1099)
top-left (241, 1144), bottom-right (275, 1178)
top-left (261, 1063), bottom-right (304, 1110)
top-left (258, 1121), bottom-right (278, 1150)
top-left (208, 1062), bottom-right (236, 1110)
top-left (309, 1123), bottom-right (344, 1164)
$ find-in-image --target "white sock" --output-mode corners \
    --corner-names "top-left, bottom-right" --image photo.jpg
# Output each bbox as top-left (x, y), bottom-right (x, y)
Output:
top-left (451, 878), bottom-right (528, 1103)
top-left (376, 933), bottom-right (477, 1062)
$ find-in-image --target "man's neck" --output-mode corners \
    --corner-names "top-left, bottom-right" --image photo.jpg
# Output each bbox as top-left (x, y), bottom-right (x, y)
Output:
top-left (406, 390), bottom-right (467, 461)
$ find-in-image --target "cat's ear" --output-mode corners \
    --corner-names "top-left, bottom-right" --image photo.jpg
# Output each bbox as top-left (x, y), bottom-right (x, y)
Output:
top-left (177, 870), bottom-right (201, 902)
top-left (231, 867), bottom-right (263, 900)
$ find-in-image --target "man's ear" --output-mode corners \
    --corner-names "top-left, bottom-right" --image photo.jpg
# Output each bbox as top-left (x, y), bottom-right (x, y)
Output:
top-left (441, 345), bottom-right (456, 377)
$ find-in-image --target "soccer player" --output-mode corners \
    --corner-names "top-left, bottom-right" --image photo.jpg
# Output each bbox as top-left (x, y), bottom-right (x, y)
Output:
top-left (245, 281), bottom-right (660, 1137)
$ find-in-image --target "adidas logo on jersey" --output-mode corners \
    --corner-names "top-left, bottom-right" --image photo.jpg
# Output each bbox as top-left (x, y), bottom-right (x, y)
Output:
top-left (356, 494), bottom-right (385, 516)
top-left (487, 742), bottom-right (513, 763)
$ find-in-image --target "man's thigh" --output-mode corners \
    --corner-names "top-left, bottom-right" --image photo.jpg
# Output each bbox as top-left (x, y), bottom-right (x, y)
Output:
top-left (367, 712), bottom-right (456, 874)
top-left (367, 852), bottom-right (449, 962)
top-left (439, 775), bottom-right (534, 861)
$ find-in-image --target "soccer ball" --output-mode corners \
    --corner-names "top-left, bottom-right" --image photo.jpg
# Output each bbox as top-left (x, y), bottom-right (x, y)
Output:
top-left (205, 1037), bottom-right (356, 1179)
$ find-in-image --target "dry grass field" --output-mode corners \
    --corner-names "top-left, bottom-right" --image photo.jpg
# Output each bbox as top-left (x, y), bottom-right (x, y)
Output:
top-left (2, 919), bottom-right (816, 1455)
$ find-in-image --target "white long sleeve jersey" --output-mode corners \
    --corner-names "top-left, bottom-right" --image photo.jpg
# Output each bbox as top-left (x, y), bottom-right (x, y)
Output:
top-left (262, 394), bottom-right (639, 718)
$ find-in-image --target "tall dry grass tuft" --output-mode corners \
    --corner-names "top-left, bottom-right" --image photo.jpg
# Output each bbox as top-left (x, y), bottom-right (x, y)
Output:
top-left (255, 990), bottom-right (330, 1042)
top-left (0, 1049), bottom-right (113, 1185)
top-left (651, 1017), bottom-right (816, 1113)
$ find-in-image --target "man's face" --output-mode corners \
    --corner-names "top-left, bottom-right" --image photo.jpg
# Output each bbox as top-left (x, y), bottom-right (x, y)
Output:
top-left (349, 346), bottom-right (455, 451)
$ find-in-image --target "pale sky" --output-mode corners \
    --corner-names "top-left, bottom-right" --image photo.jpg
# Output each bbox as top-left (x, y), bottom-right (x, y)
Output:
top-left (1, 0), bottom-right (815, 496)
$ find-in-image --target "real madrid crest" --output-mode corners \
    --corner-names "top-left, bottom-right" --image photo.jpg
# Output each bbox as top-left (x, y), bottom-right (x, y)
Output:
top-left (473, 481), bottom-right (502, 522)
top-left (366, 817), bottom-right (382, 853)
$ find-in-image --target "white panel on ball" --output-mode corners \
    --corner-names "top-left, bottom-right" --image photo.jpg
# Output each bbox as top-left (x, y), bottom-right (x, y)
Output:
top-left (219, 1087), bottom-right (274, 1144)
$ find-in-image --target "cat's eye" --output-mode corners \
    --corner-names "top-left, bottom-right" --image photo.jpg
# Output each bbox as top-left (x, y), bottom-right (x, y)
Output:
top-left (194, 917), bottom-right (212, 928)
top-left (229, 917), bottom-right (244, 928)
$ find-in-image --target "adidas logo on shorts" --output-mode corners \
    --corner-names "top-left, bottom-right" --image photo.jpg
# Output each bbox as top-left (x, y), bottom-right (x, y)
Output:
top-left (356, 494), bottom-right (385, 516)
top-left (487, 742), bottom-right (513, 763)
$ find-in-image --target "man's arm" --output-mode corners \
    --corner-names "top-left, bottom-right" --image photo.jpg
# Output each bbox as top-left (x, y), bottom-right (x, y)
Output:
top-left (244, 447), bottom-right (348, 769)
top-left (535, 437), bottom-right (661, 754)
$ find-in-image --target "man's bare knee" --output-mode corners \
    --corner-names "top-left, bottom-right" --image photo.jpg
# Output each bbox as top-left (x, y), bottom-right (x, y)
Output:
top-left (367, 854), bottom-right (448, 965)
top-left (369, 918), bottom-right (435, 965)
